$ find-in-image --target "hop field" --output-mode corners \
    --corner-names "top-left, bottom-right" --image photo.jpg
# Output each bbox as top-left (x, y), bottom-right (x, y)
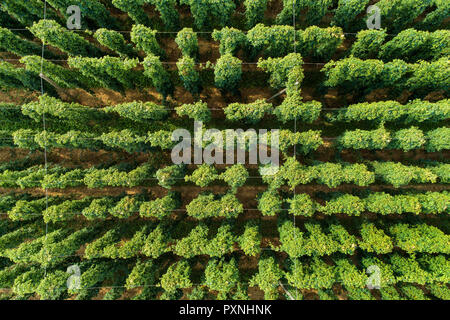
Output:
top-left (0, 0), bottom-right (449, 302)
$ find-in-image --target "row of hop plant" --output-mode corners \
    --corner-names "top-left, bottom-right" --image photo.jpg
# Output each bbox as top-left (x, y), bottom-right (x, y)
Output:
top-left (276, 219), bottom-right (450, 257)
top-left (1, 219), bottom-right (448, 299)
top-left (1, 181), bottom-right (449, 222)
top-left (259, 190), bottom-right (450, 217)
top-left (3, 124), bottom-right (447, 155)
top-left (1, 97), bottom-right (448, 135)
top-left (2, 52), bottom-right (448, 100)
top-left (262, 158), bottom-right (449, 189)
top-left (2, 216), bottom-right (449, 269)
top-left (3, 0), bottom-right (447, 32)
top-left (0, 158), bottom-right (448, 191)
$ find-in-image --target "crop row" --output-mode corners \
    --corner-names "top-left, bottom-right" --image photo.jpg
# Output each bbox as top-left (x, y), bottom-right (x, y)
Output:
top-left (0, 160), bottom-right (448, 191)
top-left (2, 189), bottom-right (449, 222)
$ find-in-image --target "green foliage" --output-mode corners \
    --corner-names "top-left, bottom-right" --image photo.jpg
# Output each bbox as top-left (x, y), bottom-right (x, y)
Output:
top-left (99, 130), bottom-right (147, 153)
top-left (249, 256), bottom-right (283, 300)
top-left (147, 0), bottom-right (179, 29)
top-left (244, 0), bottom-right (268, 28)
top-left (219, 164), bottom-right (249, 191)
top-left (175, 101), bottom-right (211, 122)
top-left (156, 164), bottom-right (184, 189)
top-left (379, 28), bottom-right (449, 62)
top-left (247, 24), bottom-right (294, 57)
top-left (299, 26), bottom-right (344, 60)
top-left (20, 56), bottom-right (83, 89)
top-left (4, 230), bottom-right (66, 264)
top-left (337, 126), bottom-right (391, 150)
top-left (285, 257), bottom-right (335, 290)
top-left (103, 226), bottom-right (148, 259)
top-left (46, 0), bottom-right (114, 27)
top-left (277, 0), bottom-right (333, 25)
top-left (130, 24), bottom-right (163, 56)
top-left (258, 53), bottom-right (303, 90)
top-left (331, 99), bottom-right (450, 124)
top-left (204, 258), bottom-right (239, 299)
top-left (390, 254), bottom-right (429, 285)
top-left (324, 57), bottom-right (450, 93)
top-left (273, 129), bottom-right (323, 154)
top-left (274, 94), bottom-right (321, 123)
top-left (82, 197), bottom-right (115, 220)
top-left (179, 0), bottom-right (235, 29)
top-left (109, 196), bottom-right (141, 219)
top-left (372, 161), bottom-right (437, 187)
top-left (105, 101), bottom-right (168, 122)
top-left (420, 0), bottom-right (450, 30)
top-left (287, 194), bottom-right (316, 217)
top-left (29, 20), bottom-right (98, 57)
top-left (8, 198), bottom-right (49, 221)
top-left (175, 28), bottom-right (198, 57)
top-left (1, 0), bottom-right (49, 26)
top-left (358, 223), bottom-right (393, 254)
top-left (0, 223), bottom-right (41, 255)
top-left (94, 28), bottom-right (135, 58)
top-left (258, 191), bottom-right (282, 216)
top-left (426, 127), bottom-right (450, 152)
top-left (334, 258), bottom-right (367, 288)
top-left (214, 54), bottom-right (242, 91)
top-left (280, 160), bottom-right (375, 189)
top-left (147, 130), bottom-right (176, 149)
top-left (139, 192), bottom-right (180, 219)
top-left (238, 221), bottom-right (261, 257)
top-left (185, 164), bottom-right (218, 187)
top-left (0, 61), bottom-right (40, 91)
top-left (142, 225), bottom-right (171, 258)
top-left (13, 268), bottom-right (44, 296)
top-left (84, 229), bottom-right (120, 259)
top-left (224, 99), bottom-right (272, 124)
top-left (428, 283), bottom-right (450, 300)
top-left (173, 224), bottom-right (208, 258)
top-left (400, 285), bottom-right (428, 300)
top-left (44, 198), bottom-right (92, 223)
top-left (337, 126), bottom-right (442, 152)
top-left (212, 27), bottom-right (247, 56)
top-left (332, 0), bottom-right (370, 30)
top-left (0, 264), bottom-right (29, 289)
top-left (112, 0), bottom-right (149, 25)
top-left (1, 0), bottom-right (449, 303)
top-left (143, 54), bottom-right (173, 98)
top-left (301, 222), bottom-right (339, 256)
top-left (77, 262), bottom-right (115, 292)
top-left (160, 260), bottom-right (192, 293)
top-left (379, 286), bottom-right (404, 300)
top-left (0, 27), bottom-right (41, 57)
top-left (22, 95), bottom-right (99, 122)
top-left (429, 163), bottom-right (450, 183)
top-left (407, 58), bottom-right (450, 93)
top-left (376, 0), bottom-right (432, 32)
top-left (68, 56), bottom-right (140, 90)
top-left (351, 30), bottom-right (387, 59)
top-left (187, 287), bottom-right (206, 300)
top-left (346, 287), bottom-right (374, 300)
top-left (390, 223), bottom-right (449, 254)
top-left (36, 271), bottom-right (69, 300)
top-left (126, 259), bottom-right (156, 289)
top-left (186, 193), bottom-right (243, 219)
top-left (205, 224), bottom-right (236, 258)
top-left (177, 56), bottom-right (201, 94)
top-left (390, 127), bottom-right (426, 151)
top-left (318, 194), bottom-right (364, 216)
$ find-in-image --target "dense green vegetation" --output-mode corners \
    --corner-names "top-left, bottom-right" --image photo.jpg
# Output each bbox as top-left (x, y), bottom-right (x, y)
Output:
top-left (0, 0), bottom-right (448, 301)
